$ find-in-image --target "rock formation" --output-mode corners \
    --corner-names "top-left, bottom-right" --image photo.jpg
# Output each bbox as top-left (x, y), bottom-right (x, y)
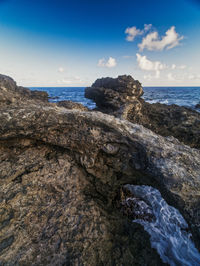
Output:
top-left (195, 103), bottom-right (200, 109)
top-left (85, 75), bottom-right (143, 112)
top-left (56, 100), bottom-right (89, 111)
top-left (1, 74), bottom-right (200, 265)
top-left (85, 75), bottom-right (200, 149)
top-left (0, 74), bottom-right (49, 106)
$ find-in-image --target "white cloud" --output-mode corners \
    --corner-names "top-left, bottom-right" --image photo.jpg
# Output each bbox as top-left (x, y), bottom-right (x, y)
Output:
top-left (57, 79), bottom-right (72, 84)
top-left (167, 73), bottom-right (175, 81)
top-left (144, 74), bottom-right (153, 81)
top-left (138, 26), bottom-right (184, 51)
top-left (136, 53), bottom-right (166, 78)
top-left (106, 57), bottom-right (117, 68)
top-left (179, 65), bottom-right (186, 70)
top-left (125, 24), bottom-right (152, 42)
top-left (58, 67), bottom-right (64, 73)
top-left (171, 64), bottom-right (187, 70)
top-left (57, 75), bottom-right (89, 85)
top-left (97, 58), bottom-right (105, 67)
top-left (171, 64), bottom-right (176, 70)
top-left (125, 26), bottom-right (143, 42)
top-left (97, 57), bottom-right (117, 68)
top-left (188, 74), bottom-right (200, 80)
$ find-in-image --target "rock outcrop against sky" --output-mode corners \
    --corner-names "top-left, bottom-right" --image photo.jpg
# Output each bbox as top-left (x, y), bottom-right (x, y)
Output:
top-left (86, 75), bottom-right (200, 149)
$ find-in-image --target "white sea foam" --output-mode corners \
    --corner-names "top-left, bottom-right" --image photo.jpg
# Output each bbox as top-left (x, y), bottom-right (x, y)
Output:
top-left (124, 185), bottom-right (200, 266)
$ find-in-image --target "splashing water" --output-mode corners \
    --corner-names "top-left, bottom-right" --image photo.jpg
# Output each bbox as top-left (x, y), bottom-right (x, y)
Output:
top-left (123, 185), bottom-right (200, 266)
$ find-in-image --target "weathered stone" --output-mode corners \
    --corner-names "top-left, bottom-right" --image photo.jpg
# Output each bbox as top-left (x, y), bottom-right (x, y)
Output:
top-left (85, 75), bottom-right (143, 111)
top-left (85, 75), bottom-right (200, 149)
top-left (128, 100), bottom-right (200, 149)
top-left (56, 100), bottom-right (89, 111)
top-left (0, 74), bottom-right (48, 107)
top-left (0, 74), bottom-right (167, 265)
top-left (0, 74), bottom-right (200, 265)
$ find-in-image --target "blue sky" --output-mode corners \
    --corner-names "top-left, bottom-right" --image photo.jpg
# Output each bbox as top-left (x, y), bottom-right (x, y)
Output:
top-left (0, 0), bottom-right (200, 86)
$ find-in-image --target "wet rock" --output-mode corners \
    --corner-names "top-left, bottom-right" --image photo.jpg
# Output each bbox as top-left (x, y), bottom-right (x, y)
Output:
top-left (195, 103), bottom-right (200, 109)
top-left (119, 188), bottom-right (155, 222)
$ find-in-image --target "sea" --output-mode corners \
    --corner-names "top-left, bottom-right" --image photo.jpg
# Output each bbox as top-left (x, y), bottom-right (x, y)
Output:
top-left (29, 86), bottom-right (200, 111)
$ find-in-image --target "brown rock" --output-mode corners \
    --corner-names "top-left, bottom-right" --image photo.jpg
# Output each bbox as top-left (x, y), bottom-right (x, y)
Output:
top-left (56, 100), bottom-right (89, 111)
top-left (0, 74), bottom-right (48, 107)
top-left (85, 75), bottom-right (200, 149)
top-left (1, 74), bottom-right (200, 265)
top-left (85, 75), bottom-right (143, 111)
top-left (0, 74), bottom-right (166, 265)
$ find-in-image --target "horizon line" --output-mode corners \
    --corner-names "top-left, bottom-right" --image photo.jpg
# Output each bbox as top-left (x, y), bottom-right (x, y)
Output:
top-left (27, 85), bottom-right (200, 88)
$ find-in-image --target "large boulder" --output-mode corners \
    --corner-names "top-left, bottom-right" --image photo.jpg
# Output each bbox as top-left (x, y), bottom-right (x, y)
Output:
top-left (85, 75), bottom-right (200, 149)
top-left (85, 75), bottom-right (143, 111)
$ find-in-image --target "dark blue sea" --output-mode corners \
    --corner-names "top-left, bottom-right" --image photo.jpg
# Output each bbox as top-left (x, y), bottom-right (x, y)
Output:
top-left (29, 87), bottom-right (200, 110)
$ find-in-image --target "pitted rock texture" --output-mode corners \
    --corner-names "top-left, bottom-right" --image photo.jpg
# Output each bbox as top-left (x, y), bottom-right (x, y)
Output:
top-left (0, 74), bottom-right (200, 264)
top-left (128, 99), bottom-right (200, 149)
top-left (85, 75), bottom-right (143, 112)
top-left (56, 100), bottom-right (89, 111)
top-left (0, 74), bottom-right (49, 106)
top-left (0, 105), bottom-right (200, 263)
top-left (0, 75), bottom-right (166, 265)
top-left (0, 114), bottom-right (166, 265)
top-left (85, 75), bottom-right (200, 149)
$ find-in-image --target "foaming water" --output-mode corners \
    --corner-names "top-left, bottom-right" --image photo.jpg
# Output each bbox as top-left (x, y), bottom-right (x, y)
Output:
top-left (124, 185), bottom-right (200, 266)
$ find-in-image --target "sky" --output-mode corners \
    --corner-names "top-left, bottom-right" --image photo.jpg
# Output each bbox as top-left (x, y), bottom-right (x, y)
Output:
top-left (0, 0), bottom-right (200, 87)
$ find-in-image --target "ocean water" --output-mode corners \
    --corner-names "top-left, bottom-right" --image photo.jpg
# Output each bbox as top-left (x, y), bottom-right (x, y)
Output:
top-left (142, 87), bottom-right (200, 110)
top-left (124, 185), bottom-right (200, 266)
top-left (29, 86), bottom-right (200, 110)
top-left (29, 87), bottom-right (96, 109)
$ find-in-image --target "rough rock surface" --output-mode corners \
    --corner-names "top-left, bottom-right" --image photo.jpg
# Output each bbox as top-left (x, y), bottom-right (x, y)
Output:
top-left (129, 100), bottom-right (200, 149)
top-left (56, 100), bottom-right (89, 111)
top-left (0, 74), bottom-right (49, 106)
top-left (1, 74), bottom-right (200, 265)
top-left (85, 75), bottom-right (200, 149)
top-left (85, 75), bottom-right (143, 116)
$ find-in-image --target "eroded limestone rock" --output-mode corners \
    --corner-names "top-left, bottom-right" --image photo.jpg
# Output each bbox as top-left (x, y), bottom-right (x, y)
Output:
top-left (85, 75), bottom-right (200, 149)
top-left (1, 74), bottom-right (200, 265)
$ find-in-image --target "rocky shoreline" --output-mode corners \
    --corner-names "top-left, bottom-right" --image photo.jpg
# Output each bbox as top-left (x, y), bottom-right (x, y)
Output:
top-left (85, 75), bottom-right (200, 149)
top-left (0, 74), bottom-right (200, 265)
